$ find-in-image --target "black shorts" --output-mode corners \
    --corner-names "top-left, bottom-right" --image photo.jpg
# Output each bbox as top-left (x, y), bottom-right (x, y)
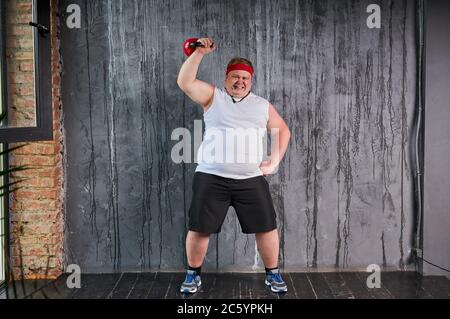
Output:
top-left (188, 172), bottom-right (277, 234)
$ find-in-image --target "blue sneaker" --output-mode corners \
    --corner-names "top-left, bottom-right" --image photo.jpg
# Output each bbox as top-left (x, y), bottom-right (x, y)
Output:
top-left (180, 270), bottom-right (202, 293)
top-left (265, 269), bottom-right (288, 293)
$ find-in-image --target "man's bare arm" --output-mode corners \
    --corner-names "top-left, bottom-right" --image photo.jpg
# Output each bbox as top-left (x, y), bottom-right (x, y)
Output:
top-left (177, 38), bottom-right (215, 109)
top-left (260, 103), bottom-right (291, 175)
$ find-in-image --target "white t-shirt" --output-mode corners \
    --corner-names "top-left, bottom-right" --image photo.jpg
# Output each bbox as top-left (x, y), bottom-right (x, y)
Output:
top-left (195, 87), bottom-right (270, 179)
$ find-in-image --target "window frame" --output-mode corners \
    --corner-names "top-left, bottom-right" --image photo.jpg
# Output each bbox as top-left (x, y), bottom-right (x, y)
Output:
top-left (0, 0), bottom-right (52, 143)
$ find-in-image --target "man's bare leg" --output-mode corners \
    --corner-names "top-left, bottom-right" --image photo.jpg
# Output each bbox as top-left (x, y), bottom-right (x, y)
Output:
top-left (255, 229), bottom-right (279, 268)
top-left (255, 229), bottom-right (287, 292)
top-left (186, 230), bottom-right (210, 267)
top-left (181, 230), bottom-right (210, 293)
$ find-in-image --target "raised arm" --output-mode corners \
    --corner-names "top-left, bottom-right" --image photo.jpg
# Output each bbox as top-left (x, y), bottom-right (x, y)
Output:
top-left (177, 38), bottom-right (215, 109)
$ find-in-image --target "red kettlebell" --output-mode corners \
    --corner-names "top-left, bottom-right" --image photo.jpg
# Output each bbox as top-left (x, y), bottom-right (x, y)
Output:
top-left (183, 38), bottom-right (214, 56)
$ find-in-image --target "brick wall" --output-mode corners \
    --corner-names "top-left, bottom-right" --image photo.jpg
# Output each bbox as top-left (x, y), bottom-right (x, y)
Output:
top-left (7, 0), bottom-right (63, 280)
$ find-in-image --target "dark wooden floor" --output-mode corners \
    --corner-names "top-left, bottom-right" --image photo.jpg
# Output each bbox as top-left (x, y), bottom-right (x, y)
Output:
top-left (2, 271), bottom-right (450, 299)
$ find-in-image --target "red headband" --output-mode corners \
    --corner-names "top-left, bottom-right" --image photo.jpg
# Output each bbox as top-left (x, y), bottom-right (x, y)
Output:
top-left (226, 63), bottom-right (254, 77)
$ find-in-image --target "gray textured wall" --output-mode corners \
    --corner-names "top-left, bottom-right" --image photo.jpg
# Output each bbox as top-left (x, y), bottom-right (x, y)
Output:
top-left (60, 0), bottom-right (417, 272)
top-left (424, 0), bottom-right (450, 279)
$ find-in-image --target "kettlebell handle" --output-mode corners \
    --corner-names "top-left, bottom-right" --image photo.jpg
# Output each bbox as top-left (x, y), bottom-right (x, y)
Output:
top-left (188, 41), bottom-right (214, 48)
